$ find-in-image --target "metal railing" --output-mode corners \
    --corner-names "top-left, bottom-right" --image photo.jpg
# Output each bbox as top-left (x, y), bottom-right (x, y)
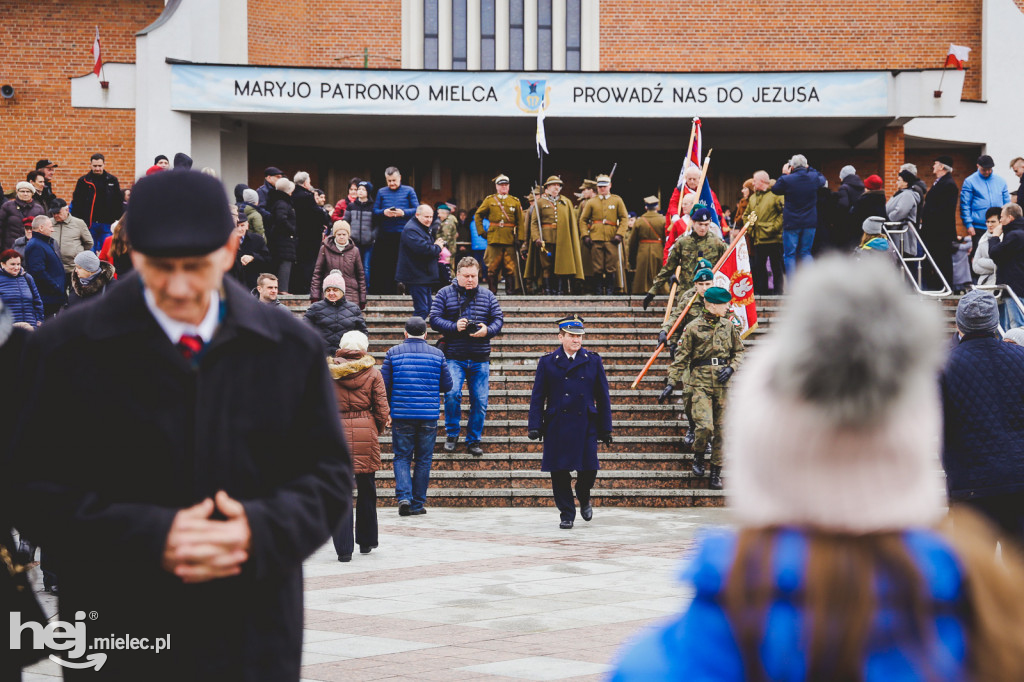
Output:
top-left (969, 283), bottom-right (1024, 336)
top-left (880, 221), bottom-right (952, 297)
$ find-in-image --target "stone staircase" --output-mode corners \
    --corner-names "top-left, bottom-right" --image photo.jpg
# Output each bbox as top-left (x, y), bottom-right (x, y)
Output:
top-left (283, 291), bottom-right (960, 508)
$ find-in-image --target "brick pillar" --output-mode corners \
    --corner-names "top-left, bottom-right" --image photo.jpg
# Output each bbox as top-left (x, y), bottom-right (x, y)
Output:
top-left (881, 126), bottom-right (906, 196)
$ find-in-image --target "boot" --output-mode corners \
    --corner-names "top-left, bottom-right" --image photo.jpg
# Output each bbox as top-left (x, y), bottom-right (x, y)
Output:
top-left (681, 427), bottom-right (695, 452)
top-left (544, 277), bottom-right (554, 295)
top-left (691, 449), bottom-right (706, 478)
top-left (488, 274), bottom-right (499, 292)
top-left (657, 383), bottom-right (674, 404)
top-left (709, 464), bottom-right (723, 490)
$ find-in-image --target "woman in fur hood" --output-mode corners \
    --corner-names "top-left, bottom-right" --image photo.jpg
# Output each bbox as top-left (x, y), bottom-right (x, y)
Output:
top-left (328, 330), bottom-right (390, 562)
top-left (67, 250), bottom-right (115, 306)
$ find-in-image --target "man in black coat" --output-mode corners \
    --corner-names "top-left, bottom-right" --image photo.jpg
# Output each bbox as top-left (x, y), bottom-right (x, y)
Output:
top-left (527, 315), bottom-right (612, 529)
top-left (231, 213), bottom-right (271, 291)
top-left (395, 204), bottom-right (444, 318)
top-left (291, 172), bottom-right (331, 295)
top-left (70, 152), bottom-right (121, 252)
top-left (9, 171), bottom-right (352, 681)
top-left (990, 203), bottom-right (1024, 328)
top-left (941, 290), bottom-right (1024, 547)
top-left (920, 155), bottom-right (959, 291)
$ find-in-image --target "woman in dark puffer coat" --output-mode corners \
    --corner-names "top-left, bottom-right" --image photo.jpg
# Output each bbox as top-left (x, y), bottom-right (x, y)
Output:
top-left (310, 221), bottom-right (366, 307)
top-left (0, 184), bottom-right (45, 251)
top-left (328, 330), bottom-right (390, 561)
top-left (0, 249), bottom-right (43, 326)
top-left (303, 270), bottom-right (368, 353)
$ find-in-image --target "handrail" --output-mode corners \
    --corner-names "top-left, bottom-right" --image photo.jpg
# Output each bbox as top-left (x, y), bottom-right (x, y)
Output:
top-left (880, 221), bottom-right (952, 297)
top-left (970, 283), bottom-right (1024, 336)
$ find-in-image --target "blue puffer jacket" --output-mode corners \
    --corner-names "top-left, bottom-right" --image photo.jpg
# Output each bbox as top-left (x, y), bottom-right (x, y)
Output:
top-left (612, 528), bottom-right (968, 682)
top-left (380, 338), bottom-right (454, 420)
top-left (429, 282), bottom-right (503, 360)
top-left (771, 166), bottom-right (826, 231)
top-left (372, 185), bottom-right (419, 233)
top-left (23, 233), bottom-right (66, 306)
top-left (941, 334), bottom-right (1024, 499)
top-left (959, 170), bottom-right (1010, 230)
top-left (0, 268), bottom-right (43, 325)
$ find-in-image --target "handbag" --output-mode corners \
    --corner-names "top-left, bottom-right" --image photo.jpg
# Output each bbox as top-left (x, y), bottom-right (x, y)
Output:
top-left (2, 533), bottom-right (48, 666)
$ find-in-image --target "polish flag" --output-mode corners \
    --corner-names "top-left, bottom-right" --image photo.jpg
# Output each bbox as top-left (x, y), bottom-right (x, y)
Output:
top-left (91, 27), bottom-right (103, 77)
top-left (714, 237), bottom-right (757, 338)
top-left (944, 44), bottom-right (971, 70)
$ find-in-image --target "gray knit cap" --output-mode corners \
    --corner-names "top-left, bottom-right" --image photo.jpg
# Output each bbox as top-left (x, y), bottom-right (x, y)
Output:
top-left (839, 165), bottom-right (856, 181)
top-left (242, 188), bottom-right (258, 205)
top-left (74, 250), bottom-right (101, 273)
top-left (1003, 327), bottom-right (1024, 345)
top-left (956, 290), bottom-right (999, 334)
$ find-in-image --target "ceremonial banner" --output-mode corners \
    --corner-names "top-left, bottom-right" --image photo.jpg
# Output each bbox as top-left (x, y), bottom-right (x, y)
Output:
top-left (714, 238), bottom-right (757, 338)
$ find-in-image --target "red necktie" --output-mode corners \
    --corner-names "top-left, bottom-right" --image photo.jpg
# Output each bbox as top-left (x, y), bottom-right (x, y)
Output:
top-left (177, 334), bottom-right (204, 361)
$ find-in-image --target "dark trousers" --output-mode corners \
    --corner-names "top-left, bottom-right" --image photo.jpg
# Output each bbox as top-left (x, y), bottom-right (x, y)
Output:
top-left (751, 242), bottom-right (784, 295)
top-left (550, 470), bottom-right (597, 522)
top-left (407, 283), bottom-right (433, 319)
top-left (371, 232), bottom-right (402, 294)
top-left (332, 472), bottom-right (378, 556)
top-left (43, 302), bottom-right (63, 319)
top-left (959, 492), bottom-right (1024, 550)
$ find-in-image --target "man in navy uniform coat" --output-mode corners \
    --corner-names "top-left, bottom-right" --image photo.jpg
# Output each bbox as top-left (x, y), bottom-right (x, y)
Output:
top-left (527, 315), bottom-right (612, 528)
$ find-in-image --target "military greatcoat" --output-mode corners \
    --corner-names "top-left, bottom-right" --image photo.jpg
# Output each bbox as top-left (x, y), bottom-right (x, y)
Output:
top-left (527, 346), bottom-right (612, 472)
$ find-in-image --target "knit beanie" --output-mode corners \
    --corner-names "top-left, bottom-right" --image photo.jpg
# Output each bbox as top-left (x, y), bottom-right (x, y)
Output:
top-left (16, 181), bottom-right (33, 193)
top-left (242, 188), bottom-right (259, 205)
top-left (338, 330), bottom-right (369, 352)
top-left (726, 256), bottom-right (947, 532)
top-left (74, 250), bottom-right (101, 273)
top-left (323, 269), bottom-right (346, 294)
top-left (864, 174), bottom-right (884, 190)
top-left (862, 216), bottom-right (884, 235)
top-left (1003, 327), bottom-right (1024, 345)
top-left (839, 165), bottom-right (856, 181)
top-left (956, 290), bottom-right (999, 334)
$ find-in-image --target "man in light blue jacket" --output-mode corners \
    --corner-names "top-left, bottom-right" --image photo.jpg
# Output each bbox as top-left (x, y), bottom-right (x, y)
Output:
top-left (961, 154), bottom-right (1010, 259)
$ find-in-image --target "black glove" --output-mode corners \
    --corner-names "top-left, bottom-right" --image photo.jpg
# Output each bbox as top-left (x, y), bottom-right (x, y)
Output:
top-left (599, 433), bottom-right (613, 445)
top-left (668, 273), bottom-right (679, 286)
top-left (669, 342), bottom-right (678, 359)
top-left (582, 235), bottom-right (593, 248)
top-left (528, 430), bottom-right (543, 441)
top-left (642, 293), bottom-right (655, 310)
top-left (716, 366), bottom-right (734, 384)
top-left (612, 235), bottom-right (622, 245)
top-left (657, 330), bottom-right (668, 346)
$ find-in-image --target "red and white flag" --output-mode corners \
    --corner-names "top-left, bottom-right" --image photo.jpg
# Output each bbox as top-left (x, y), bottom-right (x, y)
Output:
top-left (714, 237), bottom-right (757, 338)
top-left (944, 44), bottom-right (971, 70)
top-left (676, 117), bottom-right (702, 188)
top-left (91, 27), bottom-right (103, 77)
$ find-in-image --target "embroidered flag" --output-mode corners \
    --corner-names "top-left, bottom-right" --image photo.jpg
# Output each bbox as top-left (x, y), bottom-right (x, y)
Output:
top-left (714, 236), bottom-right (758, 338)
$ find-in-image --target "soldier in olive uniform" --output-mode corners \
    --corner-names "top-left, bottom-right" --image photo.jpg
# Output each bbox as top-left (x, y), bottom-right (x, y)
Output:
top-left (576, 179), bottom-right (597, 294)
top-left (525, 176), bottom-right (586, 294)
top-left (642, 204), bottom-right (727, 310)
top-left (629, 196), bottom-right (667, 295)
top-left (677, 286), bottom-right (744, 490)
top-left (521, 187), bottom-right (541, 294)
top-left (475, 174), bottom-right (526, 294)
top-left (580, 174), bottom-right (628, 295)
top-left (437, 202), bottom-right (459, 279)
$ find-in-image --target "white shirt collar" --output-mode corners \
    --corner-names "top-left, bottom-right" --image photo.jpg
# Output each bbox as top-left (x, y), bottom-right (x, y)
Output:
top-left (143, 288), bottom-right (220, 345)
top-left (566, 352), bottom-right (577, 361)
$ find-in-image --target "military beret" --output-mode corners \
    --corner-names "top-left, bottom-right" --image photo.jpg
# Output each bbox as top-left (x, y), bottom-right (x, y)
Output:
top-left (557, 314), bottom-right (585, 335)
top-left (493, 174), bottom-right (510, 184)
top-left (690, 205), bottom-right (713, 223)
top-left (704, 287), bottom-right (732, 304)
top-left (693, 268), bottom-right (714, 283)
top-left (694, 258), bottom-right (714, 272)
top-left (595, 174), bottom-right (611, 187)
top-left (126, 170), bottom-right (235, 258)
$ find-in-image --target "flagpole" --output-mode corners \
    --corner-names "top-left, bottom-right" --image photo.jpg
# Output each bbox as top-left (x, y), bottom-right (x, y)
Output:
top-left (683, 118), bottom-right (697, 169)
top-left (662, 149), bottom-right (712, 325)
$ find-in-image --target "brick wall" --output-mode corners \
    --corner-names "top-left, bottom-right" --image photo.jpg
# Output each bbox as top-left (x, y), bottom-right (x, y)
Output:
top-left (0, 0), bottom-right (164, 198)
top-left (600, 0), bottom-right (984, 101)
top-left (248, 1), bottom-right (402, 68)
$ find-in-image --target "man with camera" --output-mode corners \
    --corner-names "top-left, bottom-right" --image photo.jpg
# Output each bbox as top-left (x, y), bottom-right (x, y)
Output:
top-left (429, 257), bottom-right (504, 456)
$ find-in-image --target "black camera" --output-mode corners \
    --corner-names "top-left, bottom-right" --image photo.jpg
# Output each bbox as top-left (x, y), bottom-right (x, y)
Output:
top-left (465, 321), bottom-right (482, 334)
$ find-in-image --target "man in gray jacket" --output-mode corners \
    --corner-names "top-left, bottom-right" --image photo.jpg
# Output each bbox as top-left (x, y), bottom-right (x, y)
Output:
top-left (49, 198), bottom-right (94, 288)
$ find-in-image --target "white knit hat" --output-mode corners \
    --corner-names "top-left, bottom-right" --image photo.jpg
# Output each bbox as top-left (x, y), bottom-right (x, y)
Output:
top-left (725, 256), bottom-right (947, 533)
top-left (322, 269), bottom-right (346, 294)
top-left (338, 330), bottom-right (369, 352)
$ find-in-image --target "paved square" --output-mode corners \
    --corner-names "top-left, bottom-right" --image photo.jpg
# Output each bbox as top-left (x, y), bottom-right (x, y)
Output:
top-left (24, 507), bottom-right (730, 680)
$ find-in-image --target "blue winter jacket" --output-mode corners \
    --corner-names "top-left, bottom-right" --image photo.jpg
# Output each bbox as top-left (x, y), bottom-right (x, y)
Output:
top-left (380, 338), bottom-right (454, 420)
top-left (771, 166), bottom-right (826, 232)
top-left (0, 268), bottom-right (43, 325)
top-left (612, 528), bottom-right (969, 682)
top-left (23, 233), bottom-right (66, 306)
top-left (941, 334), bottom-right (1024, 499)
top-left (395, 218), bottom-right (441, 284)
top-left (959, 171), bottom-right (1010, 230)
top-left (429, 282), bottom-right (503, 360)
top-left (372, 184), bottom-right (419, 233)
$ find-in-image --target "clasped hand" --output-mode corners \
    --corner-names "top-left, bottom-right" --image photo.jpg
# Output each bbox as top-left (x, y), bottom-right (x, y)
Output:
top-left (162, 491), bottom-right (252, 584)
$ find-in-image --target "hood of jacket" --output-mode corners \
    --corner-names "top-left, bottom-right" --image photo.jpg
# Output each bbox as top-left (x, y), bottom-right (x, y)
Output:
top-left (233, 183), bottom-right (248, 202)
top-left (328, 352), bottom-right (375, 380)
top-left (842, 174), bottom-right (865, 192)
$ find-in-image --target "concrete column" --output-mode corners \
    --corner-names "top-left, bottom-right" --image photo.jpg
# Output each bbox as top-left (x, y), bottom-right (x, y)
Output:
top-left (552, 0), bottom-right (566, 71)
top-left (881, 126), bottom-right (905, 197)
top-left (467, 0), bottom-right (481, 69)
top-left (402, 0), bottom-right (425, 68)
top-left (580, 0), bottom-right (599, 71)
top-left (495, 0), bottom-right (510, 70)
top-left (524, 0), bottom-right (538, 70)
top-left (439, 0), bottom-right (453, 69)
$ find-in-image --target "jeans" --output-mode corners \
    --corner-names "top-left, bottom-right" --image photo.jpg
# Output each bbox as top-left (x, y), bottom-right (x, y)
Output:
top-left (1001, 298), bottom-right (1024, 331)
top-left (444, 359), bottom-right (490, 444)
top-left (782, 228), bottom-right (815, 275)
top-left (392, 419), bottom-right (437, 511)
top-left (89, 222), bottom-right (112, 253)
top-left (361, 245), bottom-right (373, 292)
top-left (407, 283), bottom-right (433, 319)
top-left (332, 472), bottom-right (378, 556)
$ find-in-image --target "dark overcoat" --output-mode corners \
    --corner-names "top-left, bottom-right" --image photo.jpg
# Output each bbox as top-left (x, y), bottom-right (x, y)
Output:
top-left (528, 346), bottom-right (611, 472)
top-left (8, 272), bottom-right (352, 681)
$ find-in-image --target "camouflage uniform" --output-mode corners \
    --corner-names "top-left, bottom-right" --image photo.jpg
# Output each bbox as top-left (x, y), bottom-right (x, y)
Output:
top-left (438, 214), bottom-right (460, 276)
top-left (648, 232), bottom-right (727, 296)
top-left (678, 312), bottom-right (744, 466)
